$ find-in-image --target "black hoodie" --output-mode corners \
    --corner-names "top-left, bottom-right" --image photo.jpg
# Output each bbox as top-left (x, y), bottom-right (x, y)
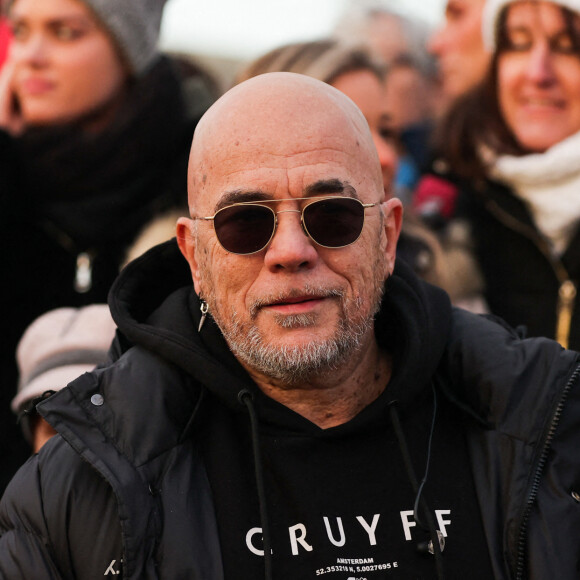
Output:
top-left (1, 240), bottom-right (579, 580)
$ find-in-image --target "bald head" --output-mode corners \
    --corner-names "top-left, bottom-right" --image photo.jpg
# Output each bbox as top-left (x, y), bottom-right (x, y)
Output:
top-left (187, 72), bottom-right (383, 212)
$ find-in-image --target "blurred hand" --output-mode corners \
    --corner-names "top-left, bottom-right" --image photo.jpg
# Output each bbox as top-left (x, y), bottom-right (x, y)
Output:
top-left (0, 59), bottom-right (24, 135)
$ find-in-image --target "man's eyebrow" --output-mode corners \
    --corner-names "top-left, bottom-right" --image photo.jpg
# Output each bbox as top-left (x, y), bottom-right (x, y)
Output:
top-left (214, 189), bottom-right (271, 212)
top-left (304, 180), bottom-right (357, 198)
top-left (212, 180), bottom-right (357, 213)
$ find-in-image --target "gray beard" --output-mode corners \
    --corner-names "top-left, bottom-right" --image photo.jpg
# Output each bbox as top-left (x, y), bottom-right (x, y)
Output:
top-left (216, 282), bottom-right (384, 386)
top-left (200, 227), bottom-right (388, 385)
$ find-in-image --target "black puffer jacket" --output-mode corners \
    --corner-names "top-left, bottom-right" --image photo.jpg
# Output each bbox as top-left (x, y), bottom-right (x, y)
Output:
top-left (1, 241), bottom-right (579, 580)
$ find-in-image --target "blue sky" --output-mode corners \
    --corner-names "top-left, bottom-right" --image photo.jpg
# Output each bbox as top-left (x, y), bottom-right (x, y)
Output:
top-left (160, 0), bottom-right (445, 59)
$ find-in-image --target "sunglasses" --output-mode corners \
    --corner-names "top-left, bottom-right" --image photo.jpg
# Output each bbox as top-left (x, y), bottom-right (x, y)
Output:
top-left (194, 196), bottom-right (377, 255)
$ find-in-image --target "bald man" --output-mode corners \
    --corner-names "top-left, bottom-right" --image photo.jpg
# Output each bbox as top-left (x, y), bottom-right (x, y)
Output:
top-left (1, 73), bottom-right (579, 580)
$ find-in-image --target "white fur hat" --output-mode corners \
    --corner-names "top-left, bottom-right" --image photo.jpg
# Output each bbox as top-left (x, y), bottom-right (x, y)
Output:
top-left (483, 0), bottom-right (580, 50)
top-left (12, 305), bottom-right (116, 413)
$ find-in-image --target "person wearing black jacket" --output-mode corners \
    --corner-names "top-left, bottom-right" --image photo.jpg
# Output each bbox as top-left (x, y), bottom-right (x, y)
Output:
top-left (0, 0), bottom-right (216, 494)
top-left (1, 73), bottom-right (579, 580)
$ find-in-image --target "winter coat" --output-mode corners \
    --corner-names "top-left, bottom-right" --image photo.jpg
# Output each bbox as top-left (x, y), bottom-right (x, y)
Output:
top-left (1, 240), bottom-right (579, 580)
top-left (0, 56), bottom-right (216, 494)
top-left (414, 172), bottom-right (580, 350)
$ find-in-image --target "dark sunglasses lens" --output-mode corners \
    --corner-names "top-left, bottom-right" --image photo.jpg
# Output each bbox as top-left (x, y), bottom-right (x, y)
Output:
top-left (304, 198), bottom-right (365, 247)
top-left (213, 205), bottom-right (274, 254)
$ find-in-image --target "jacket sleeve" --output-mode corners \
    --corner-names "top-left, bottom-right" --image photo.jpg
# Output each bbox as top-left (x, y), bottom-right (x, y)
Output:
top-left (0, 456), bottom-right (64, 579)
top-left (440, 308), bottom-right (577, 437)
top-left (0, 436), bottom-right (123, 580)
top-left (439, 308), bottom-right (580, 578)
top-left (526, 362), bottom-right (580, 580)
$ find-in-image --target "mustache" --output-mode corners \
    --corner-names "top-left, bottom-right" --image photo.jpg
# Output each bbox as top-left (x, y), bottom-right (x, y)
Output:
top-left (249, 284), bottom-right (345, 318)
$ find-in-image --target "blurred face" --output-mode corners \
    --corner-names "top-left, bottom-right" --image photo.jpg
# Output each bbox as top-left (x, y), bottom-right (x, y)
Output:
top-left (178, 78), bottom-right (402, 385)
top-left (498, 2), bottom-right (580, 152)
top-left (9, 0), bottom-right (127, 127)
top-left (383, 64), bottom-right (436, 129)
top-left (331, 70), bottom-right (398, 197)
top-left (366, 13), bottom-right (409, 63)
top-left (429, 0), bottom-right (490, 102)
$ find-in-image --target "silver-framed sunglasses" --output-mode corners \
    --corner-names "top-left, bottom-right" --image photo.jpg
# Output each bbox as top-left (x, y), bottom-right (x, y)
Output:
top-left (193, 196), bottom-right (377, 255)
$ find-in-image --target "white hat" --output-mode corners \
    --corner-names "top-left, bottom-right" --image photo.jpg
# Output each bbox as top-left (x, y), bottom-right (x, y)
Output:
top-left (483, 0), bottom-right (580, 50)
top-left (12, 305), bottom-right (116, 413)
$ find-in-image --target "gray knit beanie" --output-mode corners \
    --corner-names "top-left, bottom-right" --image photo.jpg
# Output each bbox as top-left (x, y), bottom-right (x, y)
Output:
top-left (86, 0), bottom-right (168, 75)
top-left (10, 0), bottom-right (168, 76)
top-left (483, 0), bottom-right (580, 50)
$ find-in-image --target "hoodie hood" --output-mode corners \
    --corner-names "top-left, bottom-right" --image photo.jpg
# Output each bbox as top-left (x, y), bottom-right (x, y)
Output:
top-left (110, 239), bottom-right (256, 411)
top-left (109, 239), bottom-right (453, 419)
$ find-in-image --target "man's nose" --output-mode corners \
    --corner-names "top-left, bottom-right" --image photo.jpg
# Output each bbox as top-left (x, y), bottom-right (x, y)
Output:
top-left (263, 210), bottom-right (318, 272)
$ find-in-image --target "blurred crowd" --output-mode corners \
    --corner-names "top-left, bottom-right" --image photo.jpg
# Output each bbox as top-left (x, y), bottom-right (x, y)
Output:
top-left (1, 0), bottom-right (579, 497)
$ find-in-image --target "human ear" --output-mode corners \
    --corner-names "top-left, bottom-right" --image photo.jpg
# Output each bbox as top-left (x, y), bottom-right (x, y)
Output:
top-left (176, 217), bottom-right (203, 294)
top-left (381, 198), bottom-right (403, 276)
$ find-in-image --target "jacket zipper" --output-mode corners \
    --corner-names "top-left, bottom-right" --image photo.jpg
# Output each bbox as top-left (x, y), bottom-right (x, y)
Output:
top-left (485, 200), bottom-right (575, 348)
top-left (556, 280), bottom-right (577, 349)
top-left (514, 362), bottom-right (580, 580)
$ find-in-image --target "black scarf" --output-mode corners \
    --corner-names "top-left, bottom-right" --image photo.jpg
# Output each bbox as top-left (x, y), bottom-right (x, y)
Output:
top-left (16, 56), bottom-right (194, 249)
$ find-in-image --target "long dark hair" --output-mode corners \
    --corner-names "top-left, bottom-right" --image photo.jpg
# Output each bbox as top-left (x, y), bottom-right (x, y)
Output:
top-left (435, 3), bottom-right (580, 179)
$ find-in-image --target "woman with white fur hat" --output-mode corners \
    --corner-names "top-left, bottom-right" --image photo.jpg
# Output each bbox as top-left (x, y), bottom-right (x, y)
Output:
top-left (418, 0), bottom-right (580, 350)
top-left (0, 0), bottom-right (217, 494)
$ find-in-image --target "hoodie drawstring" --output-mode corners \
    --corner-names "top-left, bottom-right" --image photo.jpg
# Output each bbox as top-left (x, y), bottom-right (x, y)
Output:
top-left (388, 384), bottom-right (445, 580)
top-left (239, 385), bottom-right (445, 580)
top-left (239, 389), bottom-right (274, 580)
